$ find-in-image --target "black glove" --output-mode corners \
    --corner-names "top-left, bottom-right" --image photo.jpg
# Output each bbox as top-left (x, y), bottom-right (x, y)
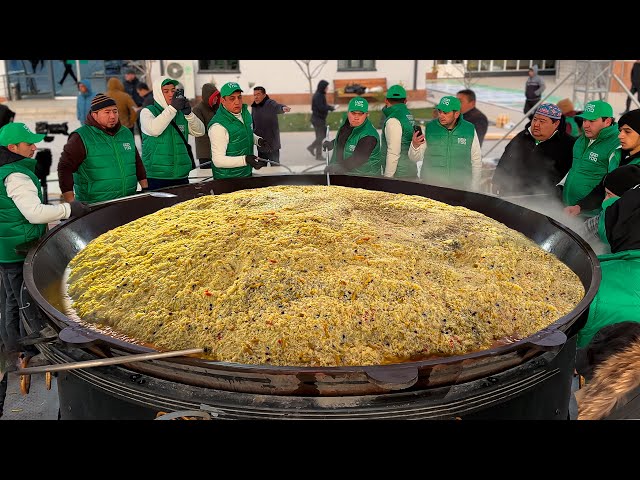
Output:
top-left (69, 200), bottom-right (91, 218)
top-left (180, 102), bottom-right (192, 115)
top-left (322, 140), bottom-right (334, 151)
top-left (170, 94), bottom-right (188, 112)
top-left (257, 137), bottom-right (273, 151)
top-left (245, 155), bottom-right (268, 170)
top-left (324, 163), bottom-right (346, 175)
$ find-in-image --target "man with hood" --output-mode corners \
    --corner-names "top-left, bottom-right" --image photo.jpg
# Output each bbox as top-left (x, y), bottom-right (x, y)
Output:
top-left (208, 82), bottom-right (271, 180)
top-left (1, 122), bottom-right (90, 381)
top-left (105, 76), bottom-right (139, 135)
top-left (251, 86), bottom-right (290, 164)
top-left (76, 79), bottom-right (96, 126)
top-left (58, 93), bottom-right (148, 203)
top-left (560, 100), bottom-right (620, 216)
top-left (564, 109), bottom-right (640, 216)
top-left (192, 83), bottom-right (220, 169)
top-left (491, 103), bottom-right (575, 196)
top-left (308, 79), bottom-right (335, 160)
top-left (139, 76), bottom-right (205, 189)
top-left (524, 65), bottom-right (545, 119)
top-left (322, 96), bottom-right (382, 176)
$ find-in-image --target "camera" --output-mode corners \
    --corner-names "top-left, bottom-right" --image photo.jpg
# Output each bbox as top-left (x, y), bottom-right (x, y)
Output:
top-left (35, 121), bottom-right (69, 142)
top-left (174, 88), bottom-right (185, 99)
top-left (413, 124), bottom-right (423, 135)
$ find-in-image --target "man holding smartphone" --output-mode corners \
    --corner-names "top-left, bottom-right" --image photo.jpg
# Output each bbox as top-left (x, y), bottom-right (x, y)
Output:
top-left (380, 85), bottom-right (419, 179)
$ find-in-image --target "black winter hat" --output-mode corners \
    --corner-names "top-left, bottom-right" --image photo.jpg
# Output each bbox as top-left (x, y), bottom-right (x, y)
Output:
top-left (604, 163), bottom-right (640, 197)
top-left (618, 109), bottom-right (640, 135)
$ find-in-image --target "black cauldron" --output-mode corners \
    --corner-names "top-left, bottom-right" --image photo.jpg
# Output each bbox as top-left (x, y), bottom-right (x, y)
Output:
top-left (22, 175), bottom-right (600, 419)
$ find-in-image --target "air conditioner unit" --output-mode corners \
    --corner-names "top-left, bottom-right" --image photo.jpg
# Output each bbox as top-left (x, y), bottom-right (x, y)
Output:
top-left (164, 60), bottom-right (196, 100)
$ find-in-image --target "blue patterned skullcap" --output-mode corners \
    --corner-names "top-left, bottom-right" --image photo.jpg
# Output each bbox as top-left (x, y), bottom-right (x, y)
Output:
top-left (535, 103), bottom-right (562, 120)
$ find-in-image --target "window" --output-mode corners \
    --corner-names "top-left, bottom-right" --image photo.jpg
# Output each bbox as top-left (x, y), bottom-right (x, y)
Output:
top-left (198, 60), bottom-right (239, 72)
top-left (337, 60), bottom-right (376, 71)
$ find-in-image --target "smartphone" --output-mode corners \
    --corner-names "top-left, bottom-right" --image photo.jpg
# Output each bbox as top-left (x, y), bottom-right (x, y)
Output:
top-left (413, 125), bottom-right (423, 135)
top-left (174, 88), bottom-right (185, 99)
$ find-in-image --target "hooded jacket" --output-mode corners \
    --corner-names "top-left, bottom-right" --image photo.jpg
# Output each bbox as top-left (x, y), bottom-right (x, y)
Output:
top-left (105, 77), bottom-right (138, 129)
top-left (524, 65), bottom-right (545, 101)
top-left (192, 83), bottom-right (219, 159)
top-left (311, 80), bottom-right (334, 123)
top-left (139, 75), bottom-right (206, 180)
top-left (76, 79), bottom-right (96, 125)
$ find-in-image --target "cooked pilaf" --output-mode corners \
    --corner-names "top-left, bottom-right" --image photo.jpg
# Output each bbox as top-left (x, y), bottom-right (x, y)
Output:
top-left (66, 185), bottom-right (584, 367)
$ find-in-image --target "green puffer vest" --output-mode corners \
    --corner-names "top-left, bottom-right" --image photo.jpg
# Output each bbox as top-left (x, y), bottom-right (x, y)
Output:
top-left (142, 104), bottom-right (192, 180)
top-left (0, 158), bottom-right (46, 263)
top-left (420, 117), bottom-right (475, 188)
top-left (562, 124), bottom-right (620, 209)
top-left (208, 105), bottom-right (253, 179)
top-left (381, 103), bottom-right (417, 178)
top-left (329, 118), bottom-right (382, 176)
top-left (74, 125), bottom-right (138, 203)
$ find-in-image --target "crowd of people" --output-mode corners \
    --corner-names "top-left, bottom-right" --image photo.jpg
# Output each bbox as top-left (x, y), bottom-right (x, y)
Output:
top-left (2, 70), bottom-right (640, 419)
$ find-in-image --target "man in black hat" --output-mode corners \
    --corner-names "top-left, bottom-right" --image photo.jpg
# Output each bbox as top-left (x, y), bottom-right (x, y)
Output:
top-left (58, 93), bottom-right (148, 203)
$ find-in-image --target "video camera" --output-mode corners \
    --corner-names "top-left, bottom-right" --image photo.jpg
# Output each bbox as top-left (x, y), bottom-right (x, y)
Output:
top-left (35, 121), bottom-right (69, 142)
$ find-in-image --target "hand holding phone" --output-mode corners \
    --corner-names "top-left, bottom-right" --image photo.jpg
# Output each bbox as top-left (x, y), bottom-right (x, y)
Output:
top-left (413, 125), bottom-right (423, 136)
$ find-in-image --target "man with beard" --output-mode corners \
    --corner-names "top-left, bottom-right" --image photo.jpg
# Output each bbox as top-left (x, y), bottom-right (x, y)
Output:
top-left (58, 93), bottom-right (148, 203)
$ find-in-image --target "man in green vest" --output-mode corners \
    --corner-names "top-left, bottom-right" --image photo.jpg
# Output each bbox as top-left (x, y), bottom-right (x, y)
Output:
top-left (559, 100), bottom-right (619, 217)
top-left (380, 85), bottom-right (418, 179)
top-left (139, 76), bottom-right (206, 189)
top-left (322, 96), bottom-right (382, 176)
top-left (409, 95), bottom-right (482, 191)
top-left (208, 82), bottom-right (272, 180)
top-left (1, 122), bottom-right (89, 375)
top-left (564, 108), bottom-right (640, 217)
top-left (58, 93), bottom-right (149, 203)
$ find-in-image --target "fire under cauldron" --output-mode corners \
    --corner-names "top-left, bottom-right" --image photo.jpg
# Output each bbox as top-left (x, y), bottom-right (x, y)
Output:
top-left (22, 175), bottom-right (600, 420)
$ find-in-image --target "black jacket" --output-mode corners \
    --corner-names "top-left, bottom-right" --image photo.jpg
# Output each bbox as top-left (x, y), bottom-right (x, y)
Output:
top-left (462, 107), bottom-right (488, 145)
top-left (251, 95), bottom-right (285, 151)
top-left (492, 123), bottom-right (575, 196)
top-left (0, 104), bottom-right (16, 128)
top-left (311, 80), bottom-right (334, 123)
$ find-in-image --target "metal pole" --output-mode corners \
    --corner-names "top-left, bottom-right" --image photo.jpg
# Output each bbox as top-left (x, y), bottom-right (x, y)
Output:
top-left (484, 69), bottom-right (584, 158)
top-left (16, 348), bottom-right (204, 375)
top-left (611, 73), bottom-right (640, 111)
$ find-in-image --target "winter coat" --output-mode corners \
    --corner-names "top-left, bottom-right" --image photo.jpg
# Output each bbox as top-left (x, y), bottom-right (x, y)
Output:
top-left (311, 80), bottom-right (334, 124)
top-left (492, 124), bottom-right (575, 196)
top-left (76, 79), bottom-right (96, 125)
top-left (192, 83), bottom-right (219, 159)
top-left (105, 77), bottom-right (138, 129)
top-left (251, 95), bottom-right (286, 151)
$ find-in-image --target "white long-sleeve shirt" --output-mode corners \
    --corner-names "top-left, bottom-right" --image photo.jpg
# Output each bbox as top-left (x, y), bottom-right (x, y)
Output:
top-left (408, 128), bottom-right (483, 190)
top-left (383, 118), bottom-right (402, 178)
top-left (209, 111), bottom-right (260, 168)
top-left (139, 105), bottom-right (205, 138)
top-left (5, 173), bottom-right (70, 224)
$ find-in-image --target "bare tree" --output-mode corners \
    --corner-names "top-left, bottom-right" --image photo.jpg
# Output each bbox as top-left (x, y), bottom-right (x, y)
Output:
top-left (294, 60), bottom-right (328, 95)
